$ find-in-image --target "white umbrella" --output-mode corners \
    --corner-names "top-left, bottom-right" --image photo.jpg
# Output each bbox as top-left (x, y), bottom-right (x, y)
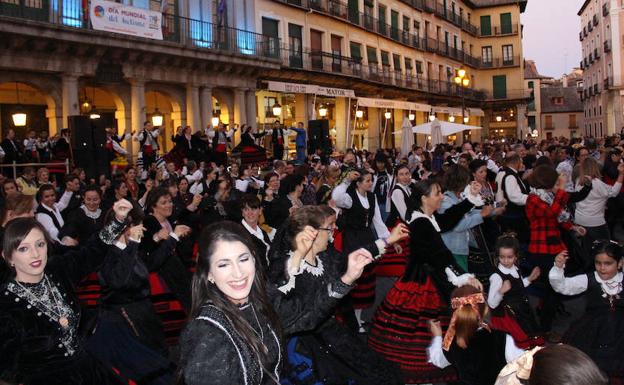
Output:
top-left (399, 117), bottom-right (414, 158)
top-left (430, 119), bottom-right (444, 147)
top-left (411, 120), bottom-right (482, 137)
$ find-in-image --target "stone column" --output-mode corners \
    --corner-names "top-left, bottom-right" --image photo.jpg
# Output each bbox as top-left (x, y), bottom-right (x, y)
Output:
top-left (233, 88), bottom-right (246, 145)
top-left (61, 74), bottom-right (79, 128)
top-left (245, 89), bottom-right (257, 128)
top-left (46, 107), bottom-right (62, 136)
top-left (335, 97), bottom-right (349, 151)
top-left (186, 84), bottom-right (201, 132)
top-left (129, 79), bottom-right (146, 160)
top-left (367, 108), bottom-right (380, 151)
top-left (200, 86), bottom-right (213, 132)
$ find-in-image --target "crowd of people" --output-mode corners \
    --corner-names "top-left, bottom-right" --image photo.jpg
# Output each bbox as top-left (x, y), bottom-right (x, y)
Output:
top-left (0, 122), bottom-right (623, 385)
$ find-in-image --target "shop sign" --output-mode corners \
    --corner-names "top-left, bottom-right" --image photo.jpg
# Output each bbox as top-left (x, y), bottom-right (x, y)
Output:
top-left (90, 0), bottom-right (163, 40)
top-left (316, 86), bottom-right (356, 98)
top-left (357, 97), bottom-right (430, 111)
top-left (266, 81), bottom-right (355, 98)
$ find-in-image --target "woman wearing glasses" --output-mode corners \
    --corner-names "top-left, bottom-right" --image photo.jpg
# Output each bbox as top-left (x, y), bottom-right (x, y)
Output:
top-left (268, 205), bottom-right (407, 385)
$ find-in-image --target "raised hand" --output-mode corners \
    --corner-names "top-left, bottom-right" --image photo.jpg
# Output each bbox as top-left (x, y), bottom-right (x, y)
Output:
top-left (528, 266), bottom-right (541, 282)
top-left (499, 280), bottom-right (512, 294)
top-left (174, 225), bottom-right (191, 238)
top-left (554, 250), bottom-right (569, 268)
top-left (113, 199), bottom-right (133, 222)
top-left (341, 248), bottom-right (374, 286)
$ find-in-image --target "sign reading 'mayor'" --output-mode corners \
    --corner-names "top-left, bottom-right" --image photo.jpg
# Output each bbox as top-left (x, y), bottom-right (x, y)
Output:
top-left (90, 0), bottom-right (163, 40)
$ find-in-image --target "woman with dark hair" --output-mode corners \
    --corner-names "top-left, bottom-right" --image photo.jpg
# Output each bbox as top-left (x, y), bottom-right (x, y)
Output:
top-left (0, 200), bottom-right (132, 385)
top-left (179, 221), bottom-right (282, 385)
top-left (176, 176), bottom-right (193, 206)
top-left (124, 167), bottom-right (141, 201)
top-left (102, 178), bottom-right (131, 213)
top-left (35, 184), bottom-right (72, 244)
top-left (62, 185), bottom-right (106, 244)
top-left (232, 124), bottom-right (268, 166)
top-left (268, 205), bottom-right (406, 385)
top-left (332, 169), bottom-right (396, 329)
top-left (549, 240), bottom-right (624, 383)
top-left (525, 165), bottom-right (586, 334)
top-left (1, 179), bottom-right (20, 200)
top-left (316, 165), bottom-right (340, 205)
top-left (440, 165), bottom-right (496, 272)
top-left (141, 187), bottom-right (194, 310)
top-left (264, 174), bottom-right (305, 229)
top-left (368, 179), bottom-right (484, 383)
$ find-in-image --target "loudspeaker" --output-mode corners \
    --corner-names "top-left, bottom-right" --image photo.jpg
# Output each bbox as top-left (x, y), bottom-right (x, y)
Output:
top-left (307, 119), bottom-right (330, 155)
top-left (68, 115), bottom-right (109, 179)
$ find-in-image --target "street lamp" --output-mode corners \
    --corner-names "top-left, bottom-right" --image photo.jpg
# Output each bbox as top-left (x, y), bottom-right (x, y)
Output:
top-left (88, 86), bottom-right (100, 120)
top-left (151, 93), bottom-right (163, 127)
top-left (454, 67), bottom-right (470, 141)
top-left (463, 116), bottom-right (469, 123)
top-left (449, 116), bottom-right (455, 123)
top-left (211, 111), bottom-right (220, 127)
top-left (496, 116), bottom-right (503, 122)
top-left (272, 101), bottom-right (282, 117)
top-left (429, 112), bottom-right (436, 121)
top-left (408, 111), bottom-right (415, 121)
top-left (12, 82), bottom-right (27, 127)
top-left (384, 110), bottom-right (392, 120)
top-left (355, 109), bottom-right (364, 118)
top-left (319, 104), bottom-right (328, 118)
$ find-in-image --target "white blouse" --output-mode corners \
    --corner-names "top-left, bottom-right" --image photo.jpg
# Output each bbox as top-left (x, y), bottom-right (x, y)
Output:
top-left (549, 266), bottom-right (623, 296)
top-left (488, 264), bottom-right (531, 309)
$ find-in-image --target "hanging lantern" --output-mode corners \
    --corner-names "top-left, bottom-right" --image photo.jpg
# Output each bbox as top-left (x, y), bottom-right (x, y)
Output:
top-left (319, 104), bottom-right (328, 117)
top-left (429, 113), bottom-right (436, 121)
top-left (355, 109), bottom-right (364, 118)
top-left (408, 112), bottom-right (415, 121)
top-left (12, 82), bottom-right (27, 127)
top-left (496, 116), bottom-right (503, 122)
top-left (463, 116), bottom-right (469, 123)
top-left (384, 110), bottom-right (392, 120)
top-left (11, 109), bottom-right (27, 127)
top-left (272, 101), bottom-right (282, 117)
top-left (89, 106), bottom-right (100, 120)
top-left (151, 109), bottom-right (164, 126)
top-left (449, 116), bottom-right (455, 123)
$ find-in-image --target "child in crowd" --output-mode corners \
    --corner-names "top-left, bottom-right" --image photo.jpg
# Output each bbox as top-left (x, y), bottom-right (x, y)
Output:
top-left (549, 240), bottom-right (624, 384)
top-left (428, 285), bottom-right (524, 385)
top-left (488, 234), bottom-right (544, 348)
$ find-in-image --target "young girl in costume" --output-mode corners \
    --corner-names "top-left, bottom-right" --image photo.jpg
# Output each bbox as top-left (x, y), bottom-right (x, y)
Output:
top-left (488, 234), bottom-right (544, 348)
top-left (428, 285), bottom-right (525, 385)
top-left (549, 240), bottom-right (624, 384)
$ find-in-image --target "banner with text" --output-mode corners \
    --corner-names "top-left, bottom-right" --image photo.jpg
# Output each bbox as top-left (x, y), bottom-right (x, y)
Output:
top-left (90, 0), bottom-right (163, 40)
top-left (266, 81), bottom-right (355, 98)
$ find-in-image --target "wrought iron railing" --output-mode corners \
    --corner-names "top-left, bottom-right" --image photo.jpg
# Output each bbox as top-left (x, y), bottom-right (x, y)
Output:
top-left (0, 0), bottom-right (281, 60)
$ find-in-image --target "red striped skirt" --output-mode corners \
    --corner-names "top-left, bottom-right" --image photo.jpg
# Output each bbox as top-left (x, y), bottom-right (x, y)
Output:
top-left (490, 313), bottom-right (544, 349)
top-left (375, 222), bottom-right (409, 278)
top-left (368, 278), bottom-right (458, 383)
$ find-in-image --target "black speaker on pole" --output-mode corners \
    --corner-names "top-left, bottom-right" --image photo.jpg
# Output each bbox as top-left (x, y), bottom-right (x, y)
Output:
top-left (307, 119), bottom-right (330, 155)
top-left (68, 115), bottom-right (108, 179)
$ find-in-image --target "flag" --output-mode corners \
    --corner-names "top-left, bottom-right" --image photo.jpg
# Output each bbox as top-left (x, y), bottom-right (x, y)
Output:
top-left (217, 0), bottom-right (226, 27)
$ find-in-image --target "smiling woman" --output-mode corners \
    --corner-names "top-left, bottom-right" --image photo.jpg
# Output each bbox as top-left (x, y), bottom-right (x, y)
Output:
top-left (0, 199), bottom-right (132, 385)
top-left (179, 221), bottom-right (282, 385)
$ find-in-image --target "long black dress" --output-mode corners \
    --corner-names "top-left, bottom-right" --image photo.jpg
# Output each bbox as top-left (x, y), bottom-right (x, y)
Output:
top-left (0, 220), bottom-right (127, 385)
top-left (86, 239), bottom-right (177, 385)
top-left (368, 199), bottom-right (475, 384)
top-left (269, 241), bottom-right (402, 385)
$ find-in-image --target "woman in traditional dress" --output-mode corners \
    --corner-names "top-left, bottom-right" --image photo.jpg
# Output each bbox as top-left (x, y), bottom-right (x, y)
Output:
top-left (368, 179), bottom-right (485, 383)
top-left (0, 200), bottom-right (132, 385)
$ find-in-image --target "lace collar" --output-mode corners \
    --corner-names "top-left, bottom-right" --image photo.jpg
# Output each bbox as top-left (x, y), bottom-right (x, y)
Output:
top-left (408, 210), bottom-right (441, 232)
top-left (278, 251), bottom-right (324, 294)
top-left (594, 271), bottom-right (623, 296)
top-left (80, 204), bottom-right (102, 219)
top-left (498, 264), bottom-right (521, 278)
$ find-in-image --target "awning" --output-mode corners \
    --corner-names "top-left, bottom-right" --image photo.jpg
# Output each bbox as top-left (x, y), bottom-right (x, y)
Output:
top-left (266, 81), bottom-right (356, 98)
top-left (356, 97), bottom-right (431, 111)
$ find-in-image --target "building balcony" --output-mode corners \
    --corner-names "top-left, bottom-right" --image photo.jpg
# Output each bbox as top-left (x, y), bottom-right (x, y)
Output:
top-left (583, 27), bottom-right (588, 37)
top-left (588, 21), bottom-right (593, 31)
top-left (0, 0), bottom-right (280, 60)
top-left (580, 31), bottom-right (584, 41)
top-left (479, 23), bottom-right (520, 37)
top-left (604, 39), bottom-right (611, 52)
top-left (544, 125), bottom-right (555, 130)
top-left (594, 83), bottom-right (599, 94)
top-left (603, 3), bottom-right (609, 16)
top-left (282, 48), bottom-right (363, 77)
top-left (604, 77), bottom-right (612, 90)
top-left (480, 56), bottom-right (521, 68)
top-left (594, 47), bottom-right (600, 59)
top-left (569, 125), bottom-right (579, 130)
top-left (593, 14), bottom-right (599, 26)
top-left (580, 60), bottom-right (584, 70)
top-left (589, 53), bottom-right (594, 63)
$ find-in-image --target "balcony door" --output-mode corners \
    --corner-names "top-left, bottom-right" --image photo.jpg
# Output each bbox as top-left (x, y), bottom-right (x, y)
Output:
top-left (311, 29), bottom-right (324, 70)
